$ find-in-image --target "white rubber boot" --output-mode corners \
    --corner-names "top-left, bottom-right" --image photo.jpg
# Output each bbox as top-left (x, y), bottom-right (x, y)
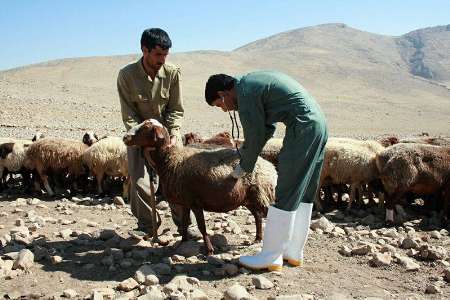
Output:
top-left (239, 206), bottom-right (295, 271)
top-left (283, 202), bottom-right (313, 267)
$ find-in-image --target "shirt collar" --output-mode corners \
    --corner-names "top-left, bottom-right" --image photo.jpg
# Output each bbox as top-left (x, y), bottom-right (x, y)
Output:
top-left (138, 57), bottom-right (167, 80)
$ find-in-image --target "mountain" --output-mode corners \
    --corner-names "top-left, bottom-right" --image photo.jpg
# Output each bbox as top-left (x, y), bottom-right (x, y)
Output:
top-left (0, 23), bottom-right (449, 140)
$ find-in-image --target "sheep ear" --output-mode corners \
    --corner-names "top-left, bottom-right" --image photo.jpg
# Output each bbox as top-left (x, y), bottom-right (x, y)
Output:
top-left (153, 127), bottom-right (165, 141)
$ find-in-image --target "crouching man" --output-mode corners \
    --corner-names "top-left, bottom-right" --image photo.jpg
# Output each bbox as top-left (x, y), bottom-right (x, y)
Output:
top-left (204, 71), bottom-right (328, 271)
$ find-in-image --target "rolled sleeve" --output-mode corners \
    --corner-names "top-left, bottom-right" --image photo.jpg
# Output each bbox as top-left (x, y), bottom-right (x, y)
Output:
top-left (165, 68), bottom-right (184, 139)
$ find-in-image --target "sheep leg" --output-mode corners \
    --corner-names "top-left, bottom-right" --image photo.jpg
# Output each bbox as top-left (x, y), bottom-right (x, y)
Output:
top-left (95, 170), bottom-right (104, 195)
top-left (347, 183), bottom-right (357, 210)
top-left (247, 206), bottom-right (264, 242)
top-left (180, 206), bottom-right (191, 242)
top-left (191, 208), bottom-right (214, 255)
top-left (36, 163), bottom-right (54, 196)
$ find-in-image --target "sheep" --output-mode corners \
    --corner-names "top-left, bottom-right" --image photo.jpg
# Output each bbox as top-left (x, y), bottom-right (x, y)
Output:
top-left (82, 131), bottom-right (99, 146)
top-left (318, 137), bottom-right (386, 210)
top-left (375, 143), bottom-right (450, 226)
top-left (82, 136), bottom-right (129, 198)
top-left (0, 139), bottom-right (33, 191)
top-left (123, 119), bottom-right (277, 255)
top-left (24, 138), bottom-right (88, 196)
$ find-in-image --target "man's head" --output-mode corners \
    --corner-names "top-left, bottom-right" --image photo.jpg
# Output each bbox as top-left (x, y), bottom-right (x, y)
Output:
top-left (141, 28), bottom-right (172, 72)
top-left (204, 74), bottom-right (237, 112)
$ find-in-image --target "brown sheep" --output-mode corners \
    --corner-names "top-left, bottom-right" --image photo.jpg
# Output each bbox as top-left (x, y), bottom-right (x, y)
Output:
top-left (24, 138), bottom-right (88, 196)
top-left (376, 143), bottom-right (450, 225)
top-left (124, 119), bottom-right (277, 255)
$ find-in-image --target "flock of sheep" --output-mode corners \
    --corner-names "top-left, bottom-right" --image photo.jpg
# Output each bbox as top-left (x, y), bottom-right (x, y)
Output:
top-left (1, 124), bottom-right (450, 246)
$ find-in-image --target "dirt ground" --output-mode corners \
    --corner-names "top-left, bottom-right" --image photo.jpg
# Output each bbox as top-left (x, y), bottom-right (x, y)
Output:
top-left (1, 183), bottom-right (450, 299)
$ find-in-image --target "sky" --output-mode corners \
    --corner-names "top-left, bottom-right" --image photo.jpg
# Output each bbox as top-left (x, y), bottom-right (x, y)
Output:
top-left (1, 0), bottom-right (449, 71)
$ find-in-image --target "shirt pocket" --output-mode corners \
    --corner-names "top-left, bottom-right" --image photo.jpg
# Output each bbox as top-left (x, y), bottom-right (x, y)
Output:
top-left (160, 87), bottom-right (170, 104)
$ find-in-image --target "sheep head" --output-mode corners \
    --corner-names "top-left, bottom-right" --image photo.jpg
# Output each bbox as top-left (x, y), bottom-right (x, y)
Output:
top-left (123, 119), bottom-right (170, 149)
top-left (0, 143), bottom-right (14, 159)
top-left (183, 132), bottom-right (203, 145)
top-left (82, 131), bottom-right (99, 146)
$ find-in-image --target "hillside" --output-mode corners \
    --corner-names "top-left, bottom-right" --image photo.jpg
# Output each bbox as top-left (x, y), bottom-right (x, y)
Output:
top-left (0, 23), bottom-right (449, 140)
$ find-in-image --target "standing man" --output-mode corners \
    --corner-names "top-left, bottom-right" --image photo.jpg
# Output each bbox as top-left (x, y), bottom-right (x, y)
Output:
top-left (118, 28), bottom-right (193, 238)
top-left (204, 71), bottom-right (328, 272)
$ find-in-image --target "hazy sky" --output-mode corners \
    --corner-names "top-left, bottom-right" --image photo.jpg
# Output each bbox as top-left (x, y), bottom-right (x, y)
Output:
top-left (1, 0), bottom-right (449, 70)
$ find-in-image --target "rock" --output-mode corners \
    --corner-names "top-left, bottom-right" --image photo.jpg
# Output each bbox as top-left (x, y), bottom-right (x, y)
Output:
top-left (227, 219), bottom-right (242, 234)
top-left (397, 256), bottom-right (420, 271)
top-left (118, 277), bottom-right (139, 292)
top-left (91, 288), bottom-right (116, 299)
top-left (59, 229), bottom-right (73, 239)
top-left (401, 238), bottom-right (419, 249)
top-left (113, 196), bottom-right (126, 206)
top-left (252, 275), bottom-right (274, 289)
top-left (425, 284), bottom-right (441, 294)
top-left (351, 245), bottom-right (372, 256)
top-left (175, 240), bottom-right (201, 257)
top-left (406, 249), bottom-right (419, 257)
top-left (5, 290), bottom-right (22, 300)
top-left (63, 289), bottom-right (78, 298)
top-left (444, 268), bottom-right (450, 282)
top-left (207, 255), bottom-right (225, 266)
top-left (210, 234), bottom-right (228, 249)
top-left (380, 245), bottom-right (397, 255)
top-left (310, 216), bottom-right (334, 232)
top-left (139, 286), bottom-right (164, 300)
top-left (338, 245), bottom-right (352, 257)
top-left (224, 283), bottom-right (255, 300)
top-left (15, 218), bottom-right (24, 226)
top-left (167, 275), bottom-right (200, 292)
top-left (13, 249), bottom-right (34, 270)
top-left (224, 263), bottom-right (239, 276)
top-left (332, 226), bottom-right (346, 236)
top-left (430, 230), bottom-right (441, 239)
top-left (168, 290), bottom-right (186, 300)
top-left (51, 255), bottom-right (63, 264)
top-left (144, 274), bottom-right (159, 286)
top-left (189, 289), bottom-right (208, 300)
top-left (152, 263), bottom-right (171, 275)
top-left (419, 244), bottom-right (447, 261)
top-left (369, 253), bottom-right (392, 267)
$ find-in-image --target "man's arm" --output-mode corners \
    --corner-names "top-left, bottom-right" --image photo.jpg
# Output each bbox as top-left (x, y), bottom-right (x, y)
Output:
top-left (164, 68), bottom-right (184, 142)
top-left (118, 70), bottom-right (140, 131)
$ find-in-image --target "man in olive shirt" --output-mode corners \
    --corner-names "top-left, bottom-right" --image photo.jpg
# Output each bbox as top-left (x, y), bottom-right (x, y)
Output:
top-left (118, 28), bottom-right (191, 237)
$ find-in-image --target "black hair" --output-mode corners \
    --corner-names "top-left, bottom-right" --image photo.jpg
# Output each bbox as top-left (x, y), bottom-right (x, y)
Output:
top-left (140, 28), bottom-right (172, 50)
top-left (204, 74), bottom-right (236, 105)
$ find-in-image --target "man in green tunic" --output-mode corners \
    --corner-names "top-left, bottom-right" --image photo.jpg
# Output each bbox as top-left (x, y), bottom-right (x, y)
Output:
top-left (118, 28), bottom-right (194, 238)
top-left (205, 71), bottom-right (328, 271)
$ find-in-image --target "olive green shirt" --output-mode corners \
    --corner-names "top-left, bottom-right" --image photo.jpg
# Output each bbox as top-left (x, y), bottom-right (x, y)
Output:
top-left (118, 58), bottom-right (184, 139)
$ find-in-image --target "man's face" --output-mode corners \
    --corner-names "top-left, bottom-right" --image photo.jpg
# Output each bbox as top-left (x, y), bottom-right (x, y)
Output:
top-left (211, 90), bottom-right (236, 112)
top-left (142, 45), bottom-right (169, 71)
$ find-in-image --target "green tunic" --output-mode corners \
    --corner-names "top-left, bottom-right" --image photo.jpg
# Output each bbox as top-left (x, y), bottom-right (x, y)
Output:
top-left (236, 71), bottom-right (328, 211)
top-left (118, 58), bottom-right (184, 140)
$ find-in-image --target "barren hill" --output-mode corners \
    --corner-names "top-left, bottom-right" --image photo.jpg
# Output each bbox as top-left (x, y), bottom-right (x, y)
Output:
top-left (0, 23), bottom-right (449, 140)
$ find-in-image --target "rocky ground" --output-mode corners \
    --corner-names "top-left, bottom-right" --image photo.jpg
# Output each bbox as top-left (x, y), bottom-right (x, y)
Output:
top-left (1, 184), bottom-right (450, 299)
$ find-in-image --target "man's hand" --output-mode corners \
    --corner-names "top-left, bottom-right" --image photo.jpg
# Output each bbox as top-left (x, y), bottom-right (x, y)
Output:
top-left (231, 164), bottom-right (246, 179)
top-left (169, 135), bottom-right (177, 146)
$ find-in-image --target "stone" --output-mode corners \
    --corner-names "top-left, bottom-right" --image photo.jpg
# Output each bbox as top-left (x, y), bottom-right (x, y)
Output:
top-left (425, 284), bottom-right (441, 294)
top-left (444, 268), bottom-right (450, 282)
top-left (60, 229), bottom-right (73, 239)
top-left (406, 249), bottom-right (419, 257)
top-left (167, 275), bottom-right (200, 292)
top-left (224, 263), bottom-right (239, 276)
top-left (91, 288), bottom-right (116, 299)
top-left (210, 234), bottom-right (229, 249)
top-left (207, 255), bottom-right (225, 266)
top-left (252, 275), bottom-right (274, 289)
top-left (430, 230), bottom-right (441, 239)
top-left (268, 295), bottom-right (307, 300)
top-left (310, 216), bottom-right (334, 232)
top-left (51, 255), bottom-right (63, 264)
top-left (13, 249), bottom-right (34, 270)
top-left (338, 245), bottom-right (352, 257)
top-left (189, 289), bottom-right (208, 300)
top-left (369, 252), bottom-right (392, 267)
top-left (332, 226), bottom-right (346, 236)
top-left (401, 238), bottom-right (419, 249)
top-left (15, 218), bottom-right (25, 226)
top-left (351, 245), bottom-right (372, 256)
top-left (175, 240), bottom-right (201, 257)
top-left (397, 256), bottom-right (420, 271)
top-left (138, 286), bottom-right (164, 300)
top-left (168, 290), bottom-right (186, 300)
top-left (380, 245), bottom-right (397, 255)
top-left (224, 283), bottom-right (255, 300)
top-left (113, 196), bottom-right (126, 206)
top-left (63, 289), bottom-right (78, 298)
top-left (144, 274), bottom-right (159, 286)
top-left (118, 277), bottom-right (139, 292)
top-left (152, 263), bottom-right (171, 275)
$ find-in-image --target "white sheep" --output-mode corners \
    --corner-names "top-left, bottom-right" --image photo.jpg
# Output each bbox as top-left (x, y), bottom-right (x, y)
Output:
top-left (82, 136), bottom-right (129, 198)
top-left (318, 137), bottom-right (385, 209)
